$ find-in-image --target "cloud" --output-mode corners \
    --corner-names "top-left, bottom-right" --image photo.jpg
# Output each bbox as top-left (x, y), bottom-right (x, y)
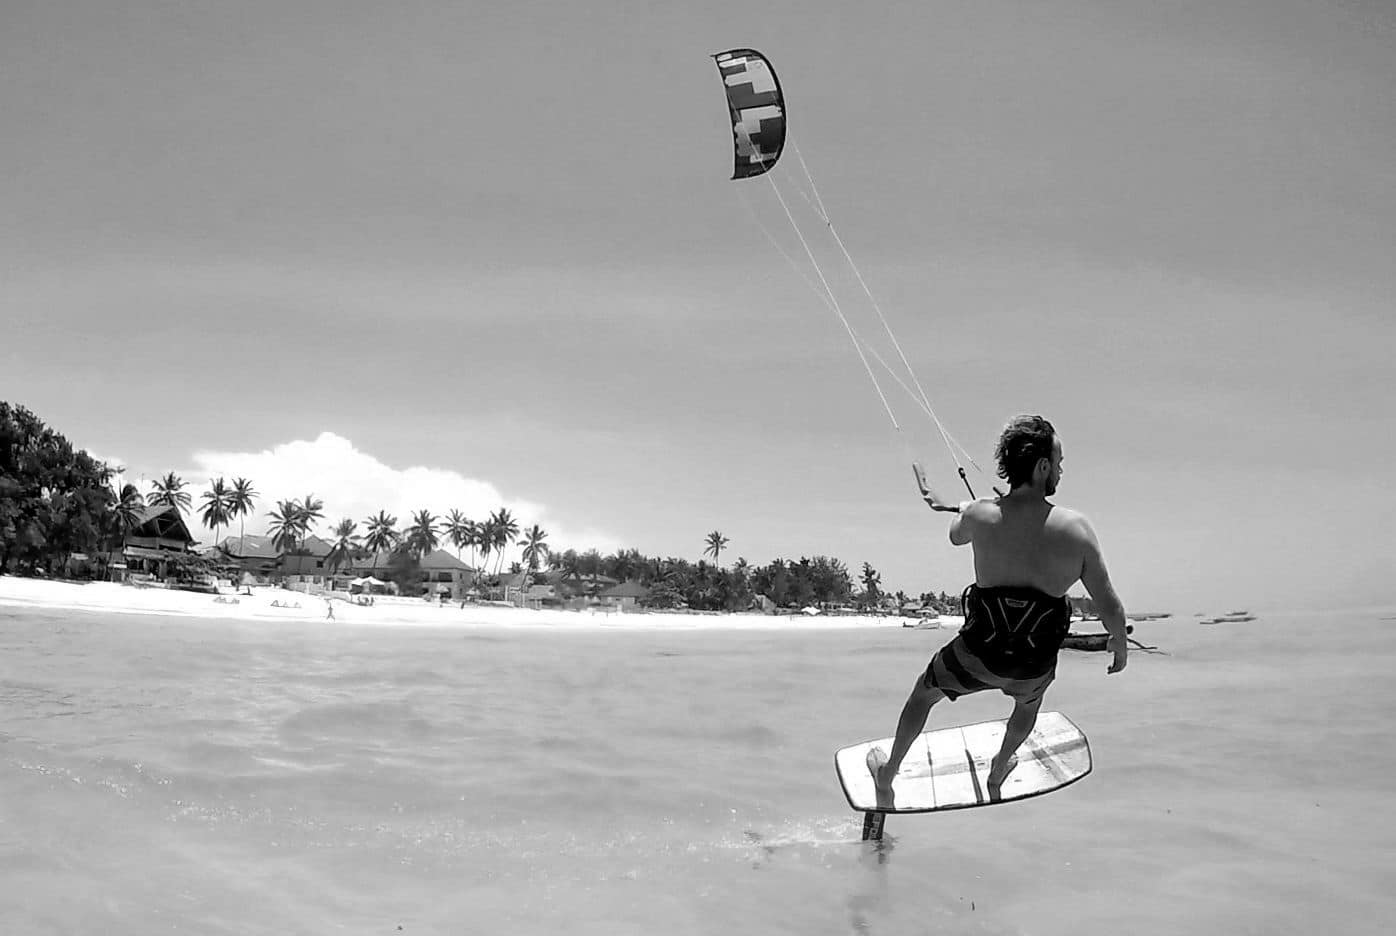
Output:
top-left (84, 450), bottom-right (128, 475)
top-left (168, 431), bottom-right (622, 561)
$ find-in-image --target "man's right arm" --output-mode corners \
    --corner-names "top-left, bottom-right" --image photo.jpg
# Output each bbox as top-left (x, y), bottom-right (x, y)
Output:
top-left (948, 500), bottom-right (981, 546)
top-left (1077, 515), bottom-right (1128, 674)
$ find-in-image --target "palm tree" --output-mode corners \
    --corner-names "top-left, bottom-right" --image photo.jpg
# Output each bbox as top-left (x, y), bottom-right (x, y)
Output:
top-left (464, 519), bottom-right (482, 572)
top-left (106, 482), bottom-right (146, 562)
top-left (556, 548), bottom-right (582, 593)
top-left (519, 524), bottom-right (549, 576)
top-left (581, 548), bottom-right (603, 589)
top-left (860, 561), bottom-right (882, 609)
top-left (227, 478), bottom-right (258, 553)
top-left (147, 472), bottom-right (191, 514)
top-left (607, 547), bottom-right (643, 583)
top-left (265, 500), bottom-right (301, 554)
top-left (199, 477), bottom-right (231, 550)
top-left (296, 493), bottom-right (325, 546)
top-left (703, 530), bottom-right (730, 566)
top-left (325, 519), bottom-right (360, 575)
top-left (477, 519), bottom-right (495, 580)
top-left (488, 507), bottom-right (519, 574)
top-left (444, 509), bottom-right (472, 562)
top-left (403, 509), bottom-right (439, 559)
top-left (362, 511), bottom-right (399, 576)
top-left (732, 556), bottom-right (751, 593)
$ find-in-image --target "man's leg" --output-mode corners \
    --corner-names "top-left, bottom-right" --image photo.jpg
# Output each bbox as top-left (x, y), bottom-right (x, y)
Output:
top-left (870, 674), bottom-right (946, 804)
top-left (987, 697), bottom-right (1041, 798)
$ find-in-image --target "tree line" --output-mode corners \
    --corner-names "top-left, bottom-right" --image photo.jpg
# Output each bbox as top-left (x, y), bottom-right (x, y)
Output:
top-left (1, 402), bottom-right (962, 613)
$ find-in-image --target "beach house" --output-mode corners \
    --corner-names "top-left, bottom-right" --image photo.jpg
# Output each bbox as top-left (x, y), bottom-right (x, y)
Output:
top-left (520, 582), bottom-right (561, 609)
top-left (207, 533), bottom-right (339, 588)
top-left (414, 550), bottom-right (477, 600)
top-left (595, 579), bottom-right (649, 611)
top-left (343, 549), bottom-right (478, 600)
top-left (118, 505), bottom-right (197, 583)
top-left (207, 534), bottom-right (283, 583)
top-left (277, 535), bottom-right (338, 586)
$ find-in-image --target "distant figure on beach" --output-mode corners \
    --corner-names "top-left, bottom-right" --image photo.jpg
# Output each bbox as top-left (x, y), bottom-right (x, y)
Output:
top-left (326, 601), bottom-right (335, 621)
top-left (871, 415), bottom-right (1128, 804)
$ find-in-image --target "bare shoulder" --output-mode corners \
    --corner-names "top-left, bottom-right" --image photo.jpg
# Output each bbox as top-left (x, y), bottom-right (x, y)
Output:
top-left (1047, 504), bottom-right (1098, 543)
top-left (961, 496), bottom-right (1003, 530)
top-left (965, 496), bottom-right (1000, 519)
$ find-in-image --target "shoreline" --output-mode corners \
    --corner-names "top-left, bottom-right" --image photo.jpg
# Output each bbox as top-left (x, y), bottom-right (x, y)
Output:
top-left (0, 575), bottom-right (952, 632)
top-left (2, 576), bottom-right (1294, 632)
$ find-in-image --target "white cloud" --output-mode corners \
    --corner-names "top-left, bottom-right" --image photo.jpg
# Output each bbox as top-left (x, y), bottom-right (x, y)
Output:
top-left (170, 431), bottom-right (622, 562)
top-left (84, 450), bottom-right (127, 475)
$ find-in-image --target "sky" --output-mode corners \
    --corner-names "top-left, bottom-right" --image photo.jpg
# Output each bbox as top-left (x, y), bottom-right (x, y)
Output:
top-left (4, 0), bottom-right (1394, 613)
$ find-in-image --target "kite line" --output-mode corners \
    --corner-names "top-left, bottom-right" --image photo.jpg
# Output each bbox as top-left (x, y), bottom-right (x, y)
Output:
top-left (713, 47), bottom-right (986, 499)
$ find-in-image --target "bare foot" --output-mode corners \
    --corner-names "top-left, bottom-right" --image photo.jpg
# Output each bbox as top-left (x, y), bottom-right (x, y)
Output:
top-left (866, 747), bottom-right (896, 809)
top-left (986, 754), bottom-right (1019, 802)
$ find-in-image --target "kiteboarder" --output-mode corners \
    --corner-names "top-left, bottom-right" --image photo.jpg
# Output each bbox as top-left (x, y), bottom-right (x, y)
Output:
top-left (872, 415), bottom-right (1128, 803)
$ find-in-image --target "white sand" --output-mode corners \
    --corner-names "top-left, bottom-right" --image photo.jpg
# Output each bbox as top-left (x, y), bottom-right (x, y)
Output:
top-left (0, 575), bottom-right (953, 631)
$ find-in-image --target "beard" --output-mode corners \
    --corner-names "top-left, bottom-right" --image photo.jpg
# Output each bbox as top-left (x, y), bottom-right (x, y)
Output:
top-left (1046, 477), bottom-right (1058, 496)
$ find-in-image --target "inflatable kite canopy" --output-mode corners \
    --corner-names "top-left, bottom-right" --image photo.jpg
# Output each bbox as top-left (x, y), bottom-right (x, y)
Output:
top-left (713, 48), bottom-right (787, 180)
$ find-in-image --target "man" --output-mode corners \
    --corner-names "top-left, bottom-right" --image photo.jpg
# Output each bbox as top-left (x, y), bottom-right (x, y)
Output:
top-left (871, 415), bottom-right (1128, 803)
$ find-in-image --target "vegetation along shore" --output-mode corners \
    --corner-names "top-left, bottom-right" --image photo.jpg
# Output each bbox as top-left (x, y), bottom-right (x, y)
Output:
top-left (2, 401), bottom-right (968, 617)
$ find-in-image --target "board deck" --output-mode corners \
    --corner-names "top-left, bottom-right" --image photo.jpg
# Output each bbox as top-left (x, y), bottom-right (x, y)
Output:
top-left (834, 711), bottom-right (1091, 814)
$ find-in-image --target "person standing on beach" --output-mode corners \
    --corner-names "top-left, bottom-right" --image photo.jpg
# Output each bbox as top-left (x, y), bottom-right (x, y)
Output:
top-left (871, 415), bottom-right (1128, 802)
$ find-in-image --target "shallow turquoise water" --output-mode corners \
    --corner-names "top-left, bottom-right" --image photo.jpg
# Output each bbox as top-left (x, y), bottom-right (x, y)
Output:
top-left (2, 606), bottom-right (1391, 935)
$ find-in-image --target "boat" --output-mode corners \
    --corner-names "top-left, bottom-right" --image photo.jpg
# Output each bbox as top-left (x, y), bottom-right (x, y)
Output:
top-left (1060, 624), bottom-right (1133, 652)
top-left (1200, 611), bottom-right (1255, 624)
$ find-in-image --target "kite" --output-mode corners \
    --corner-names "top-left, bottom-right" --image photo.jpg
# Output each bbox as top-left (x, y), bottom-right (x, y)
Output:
top-left (712, 49), bottom-right (787, 180)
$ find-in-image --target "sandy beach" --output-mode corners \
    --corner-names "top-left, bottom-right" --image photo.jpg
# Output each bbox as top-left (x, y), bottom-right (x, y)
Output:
top-left (0, 575), bottom-right (948, 632)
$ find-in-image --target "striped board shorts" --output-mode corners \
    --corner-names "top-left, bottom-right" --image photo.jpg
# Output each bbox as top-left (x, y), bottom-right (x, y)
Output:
top-left (923, 634), bottom-right (1057, 706)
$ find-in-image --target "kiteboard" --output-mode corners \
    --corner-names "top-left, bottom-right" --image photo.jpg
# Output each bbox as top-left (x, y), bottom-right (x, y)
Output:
top-left (835, 711), bottom-right (1091, 840)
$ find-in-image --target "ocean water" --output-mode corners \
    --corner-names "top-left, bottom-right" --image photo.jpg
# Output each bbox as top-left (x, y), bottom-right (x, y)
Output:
top-left (2, 606), bottom-right (1392, 935)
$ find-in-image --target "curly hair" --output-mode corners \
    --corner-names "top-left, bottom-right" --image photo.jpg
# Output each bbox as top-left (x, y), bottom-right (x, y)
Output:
top-left (994, 415), bottom-right (1057, 489)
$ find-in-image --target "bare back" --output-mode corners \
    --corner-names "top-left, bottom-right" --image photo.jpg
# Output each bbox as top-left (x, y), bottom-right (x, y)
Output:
top-left (957, 496), bottom-right (1090, 598)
